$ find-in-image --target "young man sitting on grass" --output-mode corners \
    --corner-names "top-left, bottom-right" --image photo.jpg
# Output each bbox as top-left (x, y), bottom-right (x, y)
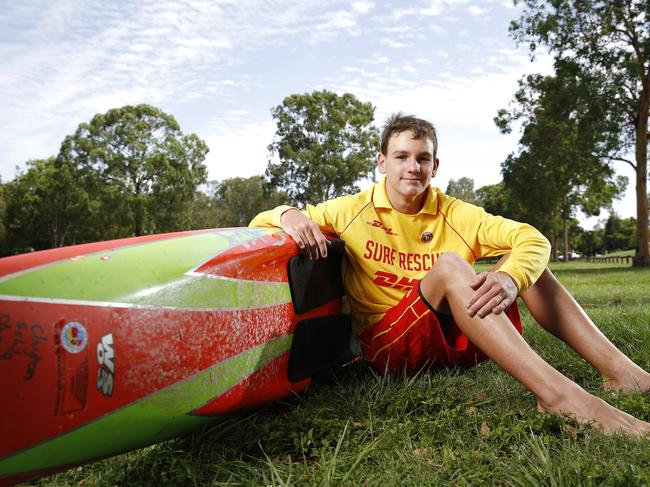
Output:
top-left (250, 113), bottom-right (650, 436)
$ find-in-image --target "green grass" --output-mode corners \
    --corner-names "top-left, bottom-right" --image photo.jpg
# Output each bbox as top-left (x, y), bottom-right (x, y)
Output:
top-left (38, 263), bottom-right (650, 486)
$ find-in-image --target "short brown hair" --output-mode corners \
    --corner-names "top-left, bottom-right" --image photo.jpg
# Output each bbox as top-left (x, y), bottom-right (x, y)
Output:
top-left (380, 113), bottom-right (437, 157)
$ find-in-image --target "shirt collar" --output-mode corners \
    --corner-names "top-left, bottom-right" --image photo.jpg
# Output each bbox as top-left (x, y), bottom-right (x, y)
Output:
top-left (372, 177), bottom-right (438, 215)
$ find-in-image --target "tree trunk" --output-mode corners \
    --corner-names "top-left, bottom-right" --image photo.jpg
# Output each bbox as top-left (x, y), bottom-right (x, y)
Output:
top-left (134, 198), bottom-right (144, 237)
top-left (633, 82), bottom-right (650, 267)
top-left (562, 214), bottom-right (571, 262)
top-left (134, 181), bottom-right (144, 237)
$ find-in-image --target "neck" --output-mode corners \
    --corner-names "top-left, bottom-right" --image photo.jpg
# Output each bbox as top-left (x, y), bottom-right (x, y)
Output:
top-left (386, 186), bottom-right (427, 214)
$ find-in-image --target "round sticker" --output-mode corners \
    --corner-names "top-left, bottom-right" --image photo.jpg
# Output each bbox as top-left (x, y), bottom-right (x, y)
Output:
top-left (61, 322), bottom-right (88, 354)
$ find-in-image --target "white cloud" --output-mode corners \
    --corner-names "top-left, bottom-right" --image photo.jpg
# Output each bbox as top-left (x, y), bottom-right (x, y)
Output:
top-left (421, 4), bottom-right (443, 16)
top-left (402, 62), bottom-right (417, 73)
top-left (390, 8), bottom-right (417, 20)
top-left (380, 38), bottom-right (409, 48)
top-left (0, 0), bottom-right (637, 222)
top-left (366, 53), bottom-right (390, 64)
top-left (467, 5), bottom-right (489, 16)
top-left (203, 118), bottom-right (276, 181)
top-left (352, 1), bottom-right (375, 14)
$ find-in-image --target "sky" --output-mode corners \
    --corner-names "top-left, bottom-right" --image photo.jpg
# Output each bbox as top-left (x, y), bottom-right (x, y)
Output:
top-left (0, 0), bottom-right (638, 224)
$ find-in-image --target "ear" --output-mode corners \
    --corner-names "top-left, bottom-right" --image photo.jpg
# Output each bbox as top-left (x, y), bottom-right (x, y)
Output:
top-left (377, 152), bottom-right (386, 174)
top-left (431, 158), bottom-right (440, 177)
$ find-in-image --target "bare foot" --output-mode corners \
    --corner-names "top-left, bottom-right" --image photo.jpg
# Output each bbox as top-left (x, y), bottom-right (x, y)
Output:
top-left (602, 368), bottom-right (650, 394)
top-left (537, 388), bottom-right (650, 437)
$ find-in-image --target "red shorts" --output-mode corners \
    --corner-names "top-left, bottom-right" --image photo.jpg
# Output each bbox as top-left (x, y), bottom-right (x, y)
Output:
top-left (359, 283), bottom-right (522, 375)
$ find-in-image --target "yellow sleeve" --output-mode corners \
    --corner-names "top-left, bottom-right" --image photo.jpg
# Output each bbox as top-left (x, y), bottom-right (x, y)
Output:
top-left (249, 205), bottom-right (295, 228)
top-left (248, 201), bottom-right (338, 235)
top-left (477, 213), bottom-right (551, 291)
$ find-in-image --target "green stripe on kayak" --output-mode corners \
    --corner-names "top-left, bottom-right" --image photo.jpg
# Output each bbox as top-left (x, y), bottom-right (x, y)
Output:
top-left (0, 228), bottom-right (290, 309)
top-left (0, 334), bottom-right (292, 477)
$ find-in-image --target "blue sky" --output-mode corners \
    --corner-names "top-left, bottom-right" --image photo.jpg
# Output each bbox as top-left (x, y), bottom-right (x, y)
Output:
top-left (0, 0), bottom-right (637, 222)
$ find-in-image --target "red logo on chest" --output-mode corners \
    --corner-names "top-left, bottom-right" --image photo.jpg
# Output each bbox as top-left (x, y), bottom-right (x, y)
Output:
top-left (367, 220), bottom-right (398, 236)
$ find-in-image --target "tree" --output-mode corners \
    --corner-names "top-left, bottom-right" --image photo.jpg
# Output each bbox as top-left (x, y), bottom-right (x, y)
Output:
top-left (445, 177), bottom-right (482, 206)
top-left (267, 90), bottom-right (379, 207)
top-left (603, 213), bottom-right (636, 252)
top-left (58, 104), bottom-right (209, 238)
top-left (0, 179), bottom-right (7, 255)
top-left (476, 181), bottom-right (527, 221)
top-left (511, 0), bottom-right (650, 266)
top-left (183, 183), bottom-right (220, 231)
top-left (496, 61), bottom-right (626, 260)
top-left (3, 157), bottom-right (94, 251)
top-left (574, 225), bottom-right (605, 257)
top-left (213, 176), bottom-right (287, 227)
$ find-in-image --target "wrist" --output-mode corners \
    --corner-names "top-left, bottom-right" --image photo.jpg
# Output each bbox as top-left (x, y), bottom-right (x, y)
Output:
top-left (280, 207), bottom-right (299, 225)
top-left (497, 270), bottom-right (519, 292)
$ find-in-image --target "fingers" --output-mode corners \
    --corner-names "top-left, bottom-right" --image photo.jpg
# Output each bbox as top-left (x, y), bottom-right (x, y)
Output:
top-left (466, 272), bottom-right (490, 310)
top-left (466, 271), bottom-right (518, 318)
top-left (280, 209), bottom-right (328, 260)
top-left (467, 286), bottom-right (506, 318)
top-left (469, 272), bottom-right (487, 290)
top-left (301, 223), bottom-right (328, 260)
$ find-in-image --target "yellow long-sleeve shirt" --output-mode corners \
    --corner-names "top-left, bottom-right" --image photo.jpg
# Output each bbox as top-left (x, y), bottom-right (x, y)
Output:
top-left (250, 178), bottom-right (551, 332)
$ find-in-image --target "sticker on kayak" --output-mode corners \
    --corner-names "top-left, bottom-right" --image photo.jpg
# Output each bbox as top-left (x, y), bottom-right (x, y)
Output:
top-left (97, 333), bottom-right (115, 397)
top-left (60, 322), bottom-right (88, 354)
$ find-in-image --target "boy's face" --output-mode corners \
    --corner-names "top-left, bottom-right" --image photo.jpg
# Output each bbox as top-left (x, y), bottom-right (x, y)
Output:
top-left (377, 130), bottom-right (439, 202)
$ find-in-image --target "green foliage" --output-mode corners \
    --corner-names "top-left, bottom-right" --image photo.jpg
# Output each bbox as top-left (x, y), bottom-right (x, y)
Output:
top-left (212, 176), bottom-right (287, 227)
top-left (182, 184), bottom-right (220, 231)
top-left (603, 214), bottom-right (636, 252)
top-left (58, 104), bottom-right (209, 238)
top-left (445, 177), bottom-right (482, 206)
top-left (475, 181), bottom-right (526, 221)
top-left (3, 157), bottom-right (95, 252)
top-left (0, 179), bottom-right (7, 255)
top-left (266, 90), bottom-right (379, 207)
top-left (496, 61), bottom-right (626, 254)
top-left (511, 0), bottom-right (650, 265)
top-left (573, 225), bottom-right (605, 257)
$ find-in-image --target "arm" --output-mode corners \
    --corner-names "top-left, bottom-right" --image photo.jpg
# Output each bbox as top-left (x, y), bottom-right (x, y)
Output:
top-left (249, 203), bottom-right (337, 260)
top-left (459, 205), bottom-right (550, 317)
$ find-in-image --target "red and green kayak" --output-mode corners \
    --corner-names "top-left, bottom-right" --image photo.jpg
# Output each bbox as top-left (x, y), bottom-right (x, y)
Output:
top-left (0, 227), bottom-right (355, 485)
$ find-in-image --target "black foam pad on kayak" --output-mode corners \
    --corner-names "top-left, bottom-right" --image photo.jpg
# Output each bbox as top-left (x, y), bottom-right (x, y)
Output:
top-left (288, 314), bottom-right (359, 383)
top-left (287, 238), bottom-right (346, 314)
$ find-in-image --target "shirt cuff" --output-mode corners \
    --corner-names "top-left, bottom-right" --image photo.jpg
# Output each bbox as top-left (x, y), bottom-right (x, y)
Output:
top-left (272, 206), bottom-right (297, 227)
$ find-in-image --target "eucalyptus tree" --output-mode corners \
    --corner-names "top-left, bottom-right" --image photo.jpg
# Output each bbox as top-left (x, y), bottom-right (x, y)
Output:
top-left (58, 104), bottom-right (208, 238)
top-left (267, 90), bottom-right (379, 207)
top-left (496, 61), bottom-right (626, 259)
top-left (511, 0), bottom-right (650, 265)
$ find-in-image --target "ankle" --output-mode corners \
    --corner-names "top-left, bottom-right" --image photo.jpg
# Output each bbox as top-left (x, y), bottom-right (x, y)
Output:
top-left (536, 382), bottom-right (586, 414)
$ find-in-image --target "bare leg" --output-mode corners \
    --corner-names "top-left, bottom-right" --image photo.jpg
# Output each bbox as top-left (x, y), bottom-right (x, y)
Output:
top-left (519, 268), bottom-right (650, 393)
top-left (420, 253), bottom-right (650, 436)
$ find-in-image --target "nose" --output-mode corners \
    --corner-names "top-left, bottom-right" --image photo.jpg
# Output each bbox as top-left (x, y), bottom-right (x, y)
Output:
top-left (407, 156), bottom-right (419, 172)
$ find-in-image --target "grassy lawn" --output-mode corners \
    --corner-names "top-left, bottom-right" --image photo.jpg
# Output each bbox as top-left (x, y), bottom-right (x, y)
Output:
top-left (40, 262), bottom-right (650, 486)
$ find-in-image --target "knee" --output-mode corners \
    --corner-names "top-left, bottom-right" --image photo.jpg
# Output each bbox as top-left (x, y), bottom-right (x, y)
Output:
top-left (432, 252), bottom-right (472, 275)
top-left (422, 252), bottom-right (472, 286)
top-left (420, 252), bottom-right (473, 307)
